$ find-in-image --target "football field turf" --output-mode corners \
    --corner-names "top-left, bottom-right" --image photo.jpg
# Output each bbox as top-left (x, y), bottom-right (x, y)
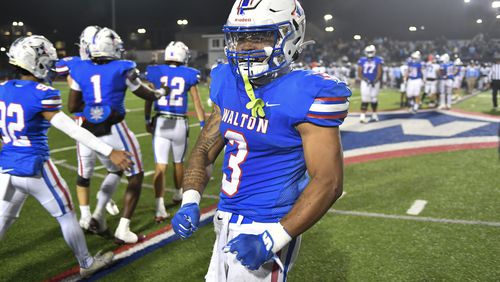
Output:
top-left (0, 82), bottom-right (498, 281)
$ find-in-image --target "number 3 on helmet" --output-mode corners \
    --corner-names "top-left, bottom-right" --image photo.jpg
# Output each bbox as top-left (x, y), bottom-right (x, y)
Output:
top-left (223, 0), bottom-right (306, 79)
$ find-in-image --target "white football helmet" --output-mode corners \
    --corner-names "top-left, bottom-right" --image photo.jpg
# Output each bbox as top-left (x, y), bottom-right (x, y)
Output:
top-left (89, 27), bottom-right (124, 60)
top-left (454, 58), bottom-right (463, 66)
top-left (79, 26), bottom-right (101, 60)
top-left (164, 41), bottom-right (189, 64)
top-left (441, 53), bottom-right (450, 64)
top-left (411, 51), bottom-right (421, 61)
top-left (7, 35), bottom-right (58, 80)
top-left (224, 0), bottom-right (306, 79)
top-left (364, 45), bottom-right (376, 58)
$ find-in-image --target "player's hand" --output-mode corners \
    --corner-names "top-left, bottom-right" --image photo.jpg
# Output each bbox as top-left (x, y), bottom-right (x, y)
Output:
top-left (223, 232), bottom-right (275, 271)
top-left (145, 122), bottom-right (153, 134)
top-left (109, 150), bottom-right (133, 171)
top-left (172, 203), bottom-right (200, 239)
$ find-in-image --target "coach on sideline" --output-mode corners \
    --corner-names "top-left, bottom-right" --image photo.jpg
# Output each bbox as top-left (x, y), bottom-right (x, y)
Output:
top-left (491, 54), bottom-right (500, 111)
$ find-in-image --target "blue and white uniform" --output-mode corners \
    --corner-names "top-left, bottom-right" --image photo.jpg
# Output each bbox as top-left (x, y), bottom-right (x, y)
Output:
top-left (358, 56), bottom-right (383, 102)
top-left (205, 65), bottom-right (351, 281)
top-left (70, 60), bottom-right (143, 176)
top-left (0, 80), bottom-right (73, 217)
top-left (424, 62), bottom-right (440, 94)
top-left (146, 65), bottom-right (200, 164)
top-left (440, 63), bottom-right (455, 107)
top-left (406, 60), bottom-right (423, 97)
top-left (55, 56), bottom-right (82, 77)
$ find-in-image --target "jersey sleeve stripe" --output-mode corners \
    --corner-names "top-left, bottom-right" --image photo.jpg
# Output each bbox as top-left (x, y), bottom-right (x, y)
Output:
top-left (306, 111), bottom-right (348, 120)
top-left (41, 99), bottom-right (62, 105)
top-left (309, 102), bottom-right (349, 113)
top-left (314, 97), bottom-right (347, 102)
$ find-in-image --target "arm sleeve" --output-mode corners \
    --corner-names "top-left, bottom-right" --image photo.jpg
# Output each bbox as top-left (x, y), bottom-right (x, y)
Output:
top-left (50, 111), bottom-right (114, 157)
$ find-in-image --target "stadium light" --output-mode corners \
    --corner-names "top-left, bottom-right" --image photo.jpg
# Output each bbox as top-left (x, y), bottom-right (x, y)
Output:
top-left (476, 19), bottom-right (483, 24)
top-left (353, 34), bottom-right (361, 40)
top-left (464, 0), bottom-right (470, 3)
top-left (18, 22), bottom-right (24, 27)
top-left (12, 21), bottom-right (18, 26)
top-left (325, 26), bottom-right (334, 32)
top-left (497, 14), bottom-right (500, 19)
top-left (177, 19), bottom-right (188, 26)
top-left (324, 14), bottom-right (333, 21)
top-left (26, 31), bottom-right (32, 36)
top-left (492, 1), bottom-right (500, 8)
top-left (409, 26), bottom-right (417, 32)
top-left (4, 31), bottom-right (10, 36)
top-left (420, 25), bottom-right (425, 30)
top-left (0, 47), bottom-right (5, 52)
top-left (137, 28), bottom-right (146, 34)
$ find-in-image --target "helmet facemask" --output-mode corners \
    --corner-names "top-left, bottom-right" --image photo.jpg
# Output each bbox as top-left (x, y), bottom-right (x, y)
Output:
top-left (224, 21), bottom-right (295, 80)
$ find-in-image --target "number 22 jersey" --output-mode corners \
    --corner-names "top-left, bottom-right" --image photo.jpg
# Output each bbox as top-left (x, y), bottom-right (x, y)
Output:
top-left (210, 64), bottom-right (351, 222)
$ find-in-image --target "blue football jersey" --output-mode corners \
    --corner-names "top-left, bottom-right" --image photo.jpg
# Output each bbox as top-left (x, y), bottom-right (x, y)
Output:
top-left (146, 65), bottom-right (200, 116)
top-left (358, 56), bottom-right (384, 82)
top-left (407, 60), bottom-right (423, 79)
top-left (210, 65), bottom-right (352, 222)
top-left (441, 63), bottom-right (455, 79)
top-left (0, 80), bottom-right (62, 176)
top-left (70, 60), bottom-right (136, 116)
top-left (55, 56), bottom-right (82, 76)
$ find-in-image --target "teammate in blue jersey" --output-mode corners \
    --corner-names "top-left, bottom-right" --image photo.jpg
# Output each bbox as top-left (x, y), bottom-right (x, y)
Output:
top-left (68, 28), bottom-right (169, 244)
top-left (0, 36), bottom-right (133, 277)
top-left (439, 54), bottom-right (455, 109)
top-left (357, 45), bottom-right (383, 122)
top-left (56, 26), bottom-right (121, 230)
top-left (405, 51), bottom-right (424, 113)
top-left (144, 41), bottom-right (206, 223)
top-left (172, 0), bottom-right (350, 280)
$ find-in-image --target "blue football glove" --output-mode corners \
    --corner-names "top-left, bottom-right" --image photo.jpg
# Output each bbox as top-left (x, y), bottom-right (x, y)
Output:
top-left (171, 203), bottom-right (200, 239)
top-left (223, 231), bottom-right (279, 271)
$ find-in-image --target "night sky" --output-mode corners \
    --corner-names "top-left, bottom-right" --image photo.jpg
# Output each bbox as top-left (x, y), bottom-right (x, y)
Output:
top-left (0, 0), bottom-right (499, 46)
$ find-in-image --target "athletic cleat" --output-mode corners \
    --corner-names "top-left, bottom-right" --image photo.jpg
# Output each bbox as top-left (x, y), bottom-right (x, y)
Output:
top-left (105, 199), bottom-right (120, 216)
top-left (89, 217), bottom-right (108, 234)
top-left (370, 114), bottom-right (379, 122)
top-left (172, 188), bottom-right (183, 204)
top-left (154, 210), bottom-right (170, 224)
top-left (114, 227), bottom-right (144, 244)
top-left (79, 216), bottom-right (91, 231)
top-left (80, 251), bottom-right (114, 278)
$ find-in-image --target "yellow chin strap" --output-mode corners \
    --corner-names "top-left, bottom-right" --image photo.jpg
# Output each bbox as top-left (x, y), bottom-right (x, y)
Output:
top-left (242, 74), bottom-right (266, 118)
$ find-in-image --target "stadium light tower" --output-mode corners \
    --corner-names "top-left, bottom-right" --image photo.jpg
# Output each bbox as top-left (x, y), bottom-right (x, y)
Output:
top-left (324, 14), bottom-right (333, 21)
top-left (476, 19), bottom-right (483, 24)
top-left (497, 14), bottom-right (500, 19)
top-left (492, 1), bottom-right (500, 8)
top-left (325, 26), bottom-right (334, 32)
top-left (12, 22), bottom-right (18, 26)
top-left (177, 19), bottom-right (189, 26)
top-left (409, 26), bottom-right (417, 32)
top-left (0, 47), bottom-right (6, 52)
top-left (464, 0), bottom-right (470, 3)
top-left (137, 28), bottom-right (146, 34)
top-left (353, 34), bottom-right (361, 40)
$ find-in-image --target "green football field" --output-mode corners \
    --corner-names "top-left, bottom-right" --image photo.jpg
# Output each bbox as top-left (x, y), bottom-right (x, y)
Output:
top-left (0, 82), bottom-right (498, 281)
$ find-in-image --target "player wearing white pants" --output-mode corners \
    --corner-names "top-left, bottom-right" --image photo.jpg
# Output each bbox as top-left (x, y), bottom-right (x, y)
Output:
top-left (152, 116), bottom-right (189, 165)
top-left (205, 211), bottom-right (301, 282)
top-left (424, 79), bottom-right (437, 96)
top-left (359, 80), bottom-right (380, 122)
top-left (406, 78), bottom-right (423, 99)
top-left (439, 78), bottom-right (454, 109)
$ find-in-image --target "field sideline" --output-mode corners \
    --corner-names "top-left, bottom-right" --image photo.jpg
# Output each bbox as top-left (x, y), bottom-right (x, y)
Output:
top-left (0, 82), bottom-right (498, 281)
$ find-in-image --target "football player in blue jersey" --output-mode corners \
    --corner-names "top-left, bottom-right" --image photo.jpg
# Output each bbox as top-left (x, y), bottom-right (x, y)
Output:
top-left (171, 0), bottom-right (351, 280)
top-left (0, 36), bottom-right (133, 277)
top-left (405, 51), bottom-right (424, 113)
top-left (68, 28), bottom-right (169, 244)
top-left (56, 26), bottom-right (121, 231)
top-left (357, 45), bottom-right (383, 123)
top-left (144, 41), bottom-right (206, 223)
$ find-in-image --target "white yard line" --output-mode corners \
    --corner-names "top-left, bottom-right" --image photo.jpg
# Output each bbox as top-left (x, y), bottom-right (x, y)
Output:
top-left (329, 209), bottom-right (500, 227)
top-left (406, 200), bottom-right (428, 215)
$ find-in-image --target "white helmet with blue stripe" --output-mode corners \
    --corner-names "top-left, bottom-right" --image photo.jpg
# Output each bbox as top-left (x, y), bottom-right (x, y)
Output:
top-left (7, 35), bottom-right (58, 80)
top-left (164, 41), bottom-right (189, 64)
top-left (89, 27), bottom-right (124, 60)
top-left (224, 0), bottom-right (306, 79)
top-left (79, 26), bottom-right (101, 60)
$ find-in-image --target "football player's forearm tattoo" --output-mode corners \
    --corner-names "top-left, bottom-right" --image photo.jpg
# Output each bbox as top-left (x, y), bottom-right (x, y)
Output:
top-left (183, 106), bottom-right (224, 193)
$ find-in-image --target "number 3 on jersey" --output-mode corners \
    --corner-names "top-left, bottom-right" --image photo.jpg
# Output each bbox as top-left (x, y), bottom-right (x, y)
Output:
top-left (159, 76), bottom-right (185, 107)
top-left (222, 130), bottom-right (248, 197)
